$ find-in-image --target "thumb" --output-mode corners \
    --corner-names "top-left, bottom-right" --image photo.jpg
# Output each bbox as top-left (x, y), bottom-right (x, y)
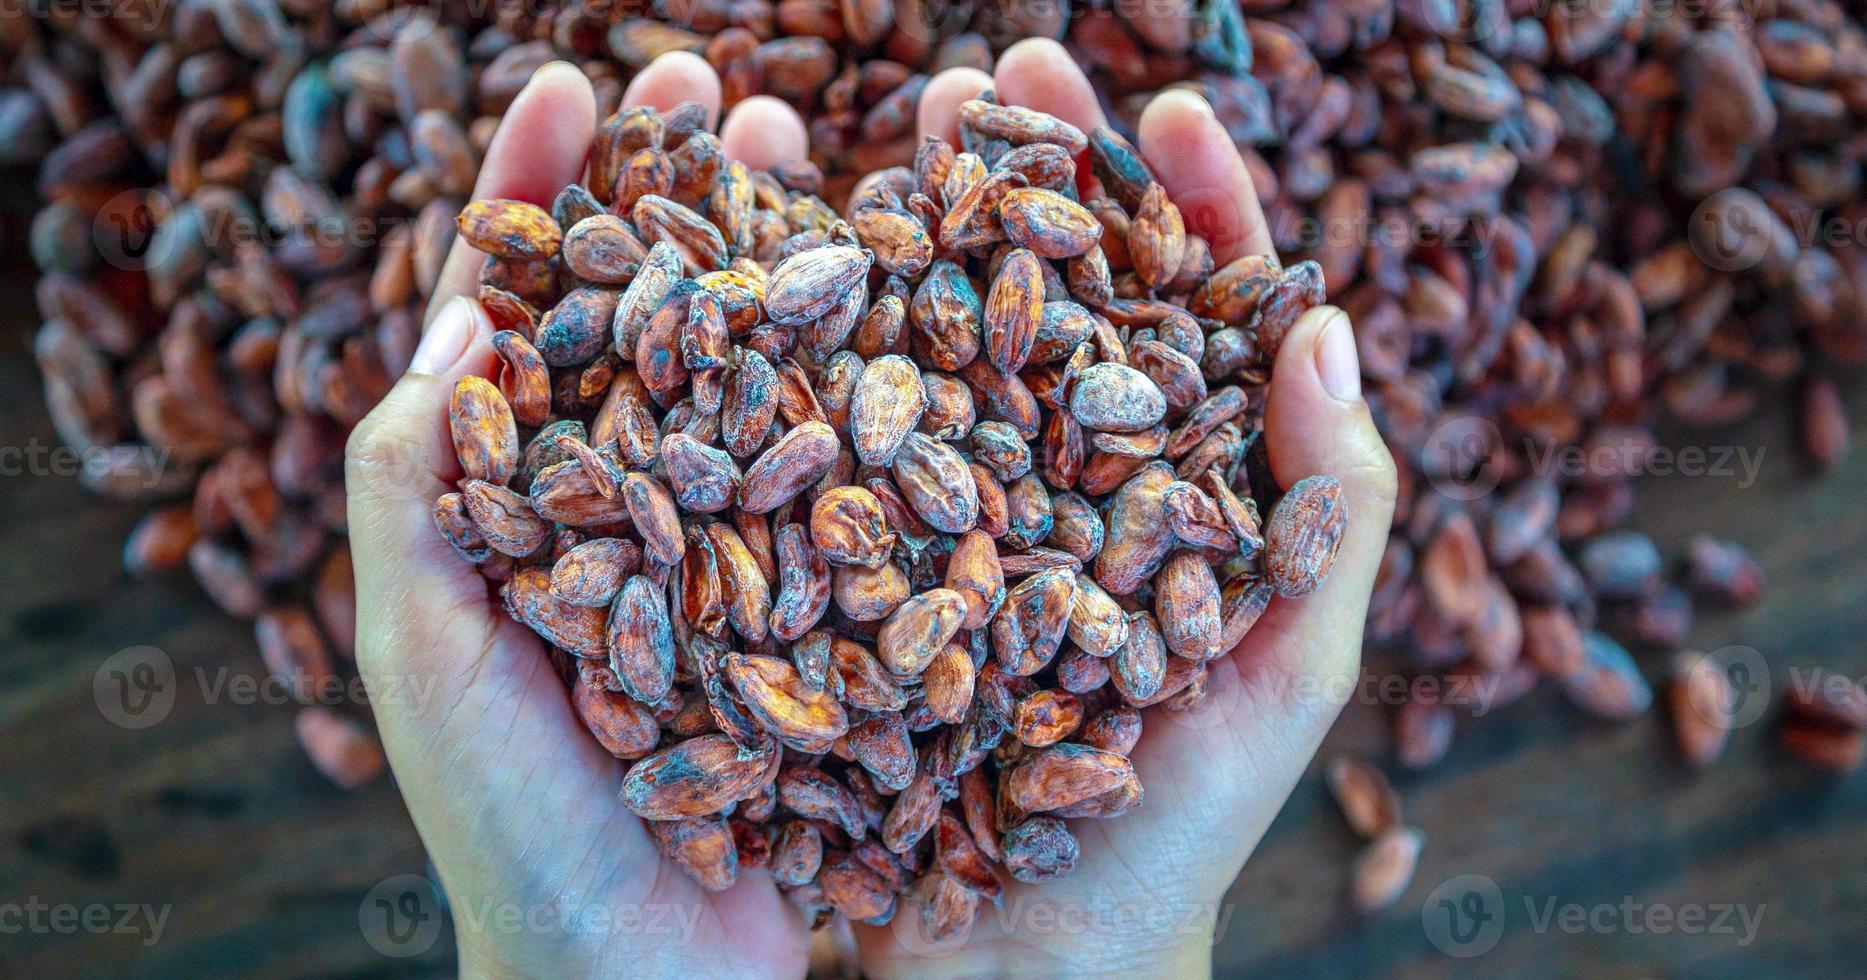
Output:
top-left (346, 295), bottom-right (500, 681)
top-left (343, 298), bottom-right (661, 892)
top-left (1090, 304), bottom-right (1401, 894)
top-left (1264, 303), bottom-right (1397, 521)
top-left (1242, 303), bottom-right (1400, 706)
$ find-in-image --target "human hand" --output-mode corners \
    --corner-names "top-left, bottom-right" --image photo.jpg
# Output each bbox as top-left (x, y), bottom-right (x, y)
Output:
top-left (346, 40), bottom-right (1396, 979)
top-left (851, 40), bottom-right (1399, 978)
top-left (345, 55), bottom-right (815, 978)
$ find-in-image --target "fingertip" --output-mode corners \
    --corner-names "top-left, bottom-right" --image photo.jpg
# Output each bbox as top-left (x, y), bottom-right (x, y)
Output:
top-left (532, 59), bottom-right (592, 97)
top-left (719, 95), bottom-right (809, 170)
top-left (623, 51), bottom-right (722, 128)
top-left (1138, 86), bottom-right (1216, 129)
top-left (436, 62), bottom-right (596, 322)
top-left (994, 38), bottom-right (1108, 132)
top-left (366, 297), bottom-right (494, 460)
top-left (345, 307), bottom-right (498, 567)
top-left (1311, 306), bottom-right (1362, 403)
top-left (1269, 305), bottom-right (1360, 406)
top-left (408, 296), bottom-right (481, 376)
top-left (1265, 307), bottom-right (1353, 432)
top-left (1265, 305), bottom-right (1395, 507)
top-left (474, 60), bottom-right (598, 205)
top-left (429, 245), bottom-right (484, 328)
top-left (1136, 88), bottom-right (1275, 265)
top-left (917, 67), bottom-right (994, 146)
top-left (1228, 306), bottom-right (1394, 723)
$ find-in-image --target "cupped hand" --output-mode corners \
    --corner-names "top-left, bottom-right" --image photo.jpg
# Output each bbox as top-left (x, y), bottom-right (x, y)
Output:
top-left (859, 39), bottom-right (1398, 978)
top-left (346, 54), bottom-right (813, 978)
top-left (346, 42), bottom-right (1396, 980)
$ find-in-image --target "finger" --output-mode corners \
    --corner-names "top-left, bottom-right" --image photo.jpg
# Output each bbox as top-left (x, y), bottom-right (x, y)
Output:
top-left (916, 67), bottom-right (993, 146)
top-left (346, 295), bottom-right (504, 679)
top-left (1101, 306), bottom-right (1394, 888)
top-left (348, 298), bottom-right (659, 873)
top-left (719, 95), bottom-right (809, 170)
top-left (430, 62), bottom-right (598, 323)
top-left (992, 38), bottom-right (1107, 132)
top-left (621, 49), bottom-right (723, 126)
top-left (1234, 304), bottom-right (1398, 723)
top-left (1136, 88), bottom-right (1277, 266)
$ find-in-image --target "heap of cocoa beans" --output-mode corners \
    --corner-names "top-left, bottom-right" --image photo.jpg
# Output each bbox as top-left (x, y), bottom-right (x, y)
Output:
top-left (12, 3), bottom-right (1865, 791)
top-left (430, 99), bottom-right (1342, 920)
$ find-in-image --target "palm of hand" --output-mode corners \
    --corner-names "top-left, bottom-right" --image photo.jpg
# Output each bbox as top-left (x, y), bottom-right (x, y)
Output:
top-left (373, 586), bottom-right (810, 977)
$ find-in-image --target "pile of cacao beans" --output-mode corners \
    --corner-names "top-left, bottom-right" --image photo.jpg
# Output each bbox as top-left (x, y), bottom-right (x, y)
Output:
top-left (9, 0), bottom-right (1864, 897)
top-left (427, 97), bottom-right (1342, 918)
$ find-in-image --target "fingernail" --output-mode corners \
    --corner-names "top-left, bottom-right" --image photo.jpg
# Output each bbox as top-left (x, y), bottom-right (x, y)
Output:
top-left (534, 61), bottom-right (581, 85)
top-left (1173, 88), bottom-right (1216, 120)
top-left (1312, 306), bottom-right (1362, 402)
top-left (409, 297), bottom-right (475, 376)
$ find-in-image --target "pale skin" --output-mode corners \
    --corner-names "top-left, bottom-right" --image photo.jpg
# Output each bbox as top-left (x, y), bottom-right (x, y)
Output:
top-left (346, 40), bottom-right (1398, 979)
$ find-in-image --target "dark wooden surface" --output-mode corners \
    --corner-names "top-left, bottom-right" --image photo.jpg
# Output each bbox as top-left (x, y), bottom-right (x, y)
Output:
top-left (1, 178), bottom-right (1862, 978)
top-left (1225, 408), bottom-right (1867, 978)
